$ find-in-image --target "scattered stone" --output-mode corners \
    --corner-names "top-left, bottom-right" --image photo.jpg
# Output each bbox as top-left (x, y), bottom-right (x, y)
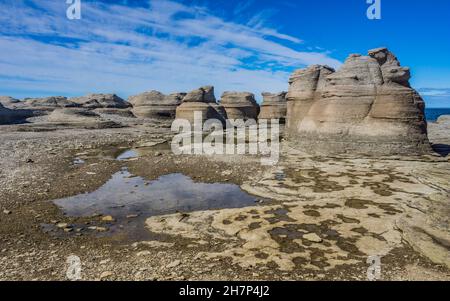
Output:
top-left (96, 227), bottom-right (108, 232)
top-left (101, 215), bottom-right (115, 222)
top-left (2, 210), bottom-right (12, 215)
top-left (56, 223), bottom-right (68, 229)
top-left (166, 260), bottom-right (181, 269)
top-left (303, 233), bottom-right (323, 243)
top-left (99, 271), bottom-right (114, 280)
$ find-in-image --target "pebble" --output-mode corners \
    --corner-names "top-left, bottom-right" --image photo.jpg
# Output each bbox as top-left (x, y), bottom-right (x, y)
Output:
top-left (303, 233), bottom-right (323, 243)
top-left (99, 271), bottom-right (114, 280)
top-left (2, 210), bottom-right (12, 215)
top-left (101, 215), bottom-right (115, 222)
top-left (166, 260), bottom-right (181, 268)
top-left (56, 223), bottom-right (68, 229)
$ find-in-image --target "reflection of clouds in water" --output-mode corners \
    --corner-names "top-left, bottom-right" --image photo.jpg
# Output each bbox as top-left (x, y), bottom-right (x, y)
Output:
top-left (54, 170), bottom-right (256, 217)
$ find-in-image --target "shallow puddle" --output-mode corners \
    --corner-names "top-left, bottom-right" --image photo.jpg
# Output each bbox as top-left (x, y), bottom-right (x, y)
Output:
top-left (116, 149), bottom-right (139, 160)
top-left (53, 168), bottom-right (258, 219)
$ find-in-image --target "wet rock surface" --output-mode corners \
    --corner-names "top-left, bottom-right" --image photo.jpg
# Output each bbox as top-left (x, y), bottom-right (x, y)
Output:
top-left (0, 113), bottom-right (449, 280)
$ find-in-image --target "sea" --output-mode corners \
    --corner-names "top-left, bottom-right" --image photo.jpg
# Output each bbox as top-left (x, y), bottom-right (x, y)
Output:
top-left (425, 108), bottom-right (450, 122)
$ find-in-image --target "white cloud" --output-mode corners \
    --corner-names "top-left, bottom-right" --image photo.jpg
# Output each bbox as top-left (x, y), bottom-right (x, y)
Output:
top-left (0, 0), bottom-right (341, 100)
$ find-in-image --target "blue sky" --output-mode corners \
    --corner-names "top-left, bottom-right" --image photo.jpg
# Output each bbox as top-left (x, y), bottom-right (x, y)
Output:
top-left (1, 0), bottom-right (449, 107)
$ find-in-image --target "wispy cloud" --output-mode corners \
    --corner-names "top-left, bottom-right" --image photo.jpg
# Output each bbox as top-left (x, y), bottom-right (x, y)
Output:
top-left (418, 88), bottom-right (450, 97)
top-left (0, 0), bottom-right (341, 100)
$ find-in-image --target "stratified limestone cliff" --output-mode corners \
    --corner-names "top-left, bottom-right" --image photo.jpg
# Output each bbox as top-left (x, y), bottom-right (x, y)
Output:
top-left (286, 48), bottom-right (430, 155)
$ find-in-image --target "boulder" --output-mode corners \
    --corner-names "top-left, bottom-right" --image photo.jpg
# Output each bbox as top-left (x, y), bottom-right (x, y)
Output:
top-left (175, 86), bottom-right (225, 123)
top-left (437, 115), bottom-right (450, 125)
top-left (70, 94), bottom-right (130, 109)
top-left (286, 48), bottom-right (430, 155)
top-left (258, 92), bottom-right (287, 122)
top-left (128, 91), bottom-right (184, 119)
top-left (220, 92), bottom-right (260, 120)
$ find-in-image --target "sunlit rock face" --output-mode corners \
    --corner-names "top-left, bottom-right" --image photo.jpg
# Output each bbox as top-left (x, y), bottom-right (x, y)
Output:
top-left (220, 92), bottom-right (260, 120)
top-left (175, 86), bottom-right (226, 123)
top-left (286, 48), bottom-right (430, 155)
top-left (258, 92), bottom-right (287, 122)
top-left (128, 90), bottom-right (184, 119)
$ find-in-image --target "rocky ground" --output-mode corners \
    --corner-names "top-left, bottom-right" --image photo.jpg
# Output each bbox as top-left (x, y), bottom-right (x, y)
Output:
top-left (0, 116), bottom-right (449, 281)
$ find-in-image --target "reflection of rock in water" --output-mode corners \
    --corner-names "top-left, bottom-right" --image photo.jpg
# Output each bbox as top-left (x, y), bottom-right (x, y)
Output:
top-left (53, 169), bottom-right (258, 218)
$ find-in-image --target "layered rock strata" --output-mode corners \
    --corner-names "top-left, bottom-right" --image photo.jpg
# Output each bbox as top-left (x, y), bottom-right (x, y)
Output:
top-left (128, 91), bottom-right (184, 119)
top-left (286, 48), bottom-right (430, 155)
top-left (176, 86), bottom-right (226, 123)
top-left (258, 92), bottom-right (287, 122)
top-left (220, 92), bottom-right (260, 120)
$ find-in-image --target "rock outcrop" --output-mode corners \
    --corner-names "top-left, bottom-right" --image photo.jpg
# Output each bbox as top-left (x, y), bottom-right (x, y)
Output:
top-left (220, 92), bottom-right (260, 120)
top-left (70, 94), bottom-right (130, 109)
top-left (258, 92), bottom-right (287, 122)
top-left (0, 103), bottom-right (33, 124)
top-left (24, 96), bottom-right (79, 110)
top-left (128, 91), bottom-right (184, 119)
top-left (176, 86), bottom-right (225, 123)
top-left (47, 108), bottom-right (120, 128)
top-left (47, 108), bottom-right (100, 123)
top-left (0, 96), bottom-right (23, 109)
top-left (286, 48), bottom-right (430, 155)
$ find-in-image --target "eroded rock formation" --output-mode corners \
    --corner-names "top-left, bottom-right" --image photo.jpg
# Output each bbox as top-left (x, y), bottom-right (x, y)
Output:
top-left (0, 103), bottom-right (33, 124)
top-left (258, 92), bottom-right (287, 122)
top-left (0, 96), bottom-right (23, 109)
top-left (286, 48), bottom-right (430, 155)
top-left (24, 96), bottom-right (79, 110)
top-left (70, 94), bottom-right (130, 109)
top-left (176, 86), bottom-right (225, 123)
top-left (128, 90), bottom-right (184, 119)
top-left (220, 92), bottom-right (259, 120)
top-left (47, 108), bottom-right (120, 128)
